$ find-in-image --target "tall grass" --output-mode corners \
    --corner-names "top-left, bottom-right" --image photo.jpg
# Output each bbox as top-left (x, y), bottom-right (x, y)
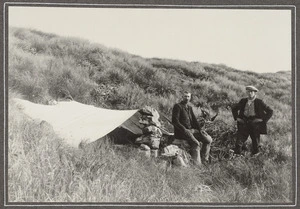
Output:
top-left (7, 27), bottom-right (293, 203)
top-left (8, 98), bottom-right (292, 202)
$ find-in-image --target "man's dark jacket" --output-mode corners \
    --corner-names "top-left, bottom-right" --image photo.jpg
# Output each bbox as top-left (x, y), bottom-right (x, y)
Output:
top-left (232, 98), bottom-right (273, 134)
top-left (172, 101), bottom-right (201, 139)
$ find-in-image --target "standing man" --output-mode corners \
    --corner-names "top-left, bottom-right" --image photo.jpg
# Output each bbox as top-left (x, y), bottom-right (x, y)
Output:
top-left (172, 91), bottom-right (212, 165)
top-left (232, 86), bottom-right (273, 156)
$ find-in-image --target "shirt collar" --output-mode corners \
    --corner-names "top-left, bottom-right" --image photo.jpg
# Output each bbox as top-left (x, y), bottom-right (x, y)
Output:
top-left (180, 101), bottom-right (189, 109)
top-left (247, 96), bottom-right (256, 103)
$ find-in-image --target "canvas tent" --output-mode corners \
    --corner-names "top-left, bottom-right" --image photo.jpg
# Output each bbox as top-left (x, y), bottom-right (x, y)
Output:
top-left (13, 98), bottom-right (148, 148)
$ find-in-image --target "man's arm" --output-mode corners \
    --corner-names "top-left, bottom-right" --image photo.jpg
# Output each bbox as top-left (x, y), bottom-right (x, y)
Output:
top-left (261, 100), bottom-right (273, 122)
top-left (172, 104), bottom-right (200, 146)
top-left (172, 104), bottom-right (187, 131)
top-left (231, 99), bottom-right (243, 120)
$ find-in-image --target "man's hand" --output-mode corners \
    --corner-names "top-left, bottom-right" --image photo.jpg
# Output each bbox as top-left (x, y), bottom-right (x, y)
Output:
top-left (237, 118), bottom-right (245, 124)
top-left (192, 139), bottom-right (200, 146)
top-left (190, 129), bottom-right (199, 134)
top-left (184, 129), bottom-right (200, 146)
top-left (252, 118), bottom-right (263, 123)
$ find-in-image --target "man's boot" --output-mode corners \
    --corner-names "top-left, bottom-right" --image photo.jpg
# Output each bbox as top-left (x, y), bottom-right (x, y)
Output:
top-left (190, 148), bottom-right (201, 166)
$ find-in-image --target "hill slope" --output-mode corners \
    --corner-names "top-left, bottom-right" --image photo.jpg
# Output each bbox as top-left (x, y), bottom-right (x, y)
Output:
top-left (8, 27), bottom-right (293, 203)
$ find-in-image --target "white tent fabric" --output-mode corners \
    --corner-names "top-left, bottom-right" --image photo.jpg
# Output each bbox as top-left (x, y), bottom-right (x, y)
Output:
top-left (13, 98), bottom-right (139, 148)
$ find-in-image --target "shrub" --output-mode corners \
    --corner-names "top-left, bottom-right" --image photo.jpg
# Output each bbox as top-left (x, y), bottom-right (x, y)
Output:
top-left (106, 84), bottom-right (145, 109)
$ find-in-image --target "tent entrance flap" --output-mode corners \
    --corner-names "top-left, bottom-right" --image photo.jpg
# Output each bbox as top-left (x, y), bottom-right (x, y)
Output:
top-left (120, 112), bottom-right (143, 135)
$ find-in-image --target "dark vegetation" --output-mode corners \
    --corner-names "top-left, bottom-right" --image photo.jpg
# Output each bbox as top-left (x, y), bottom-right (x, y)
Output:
top-left (8, 27), bottom-right (293, 203)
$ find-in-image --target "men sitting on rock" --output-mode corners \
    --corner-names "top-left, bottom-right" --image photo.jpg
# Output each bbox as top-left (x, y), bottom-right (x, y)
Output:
top-left (172, 91), bottom-right (213, 166)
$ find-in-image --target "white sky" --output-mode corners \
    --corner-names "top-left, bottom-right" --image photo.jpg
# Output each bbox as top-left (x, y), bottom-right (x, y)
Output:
top-left (9, 6), bottom-right (292, 73)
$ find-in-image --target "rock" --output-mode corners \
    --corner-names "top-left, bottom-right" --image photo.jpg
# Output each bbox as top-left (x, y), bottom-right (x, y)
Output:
top-left (140, 144), bottom-right (151, 151)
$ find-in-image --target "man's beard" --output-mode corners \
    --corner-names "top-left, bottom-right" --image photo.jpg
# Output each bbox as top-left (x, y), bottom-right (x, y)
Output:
top-left (182, 99), bottom-right (189, 104)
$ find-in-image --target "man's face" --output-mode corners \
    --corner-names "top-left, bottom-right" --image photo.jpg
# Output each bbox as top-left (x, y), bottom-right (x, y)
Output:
top-left (182, 93), bottom-right (191, 103)
top-left (247, 90), bottom-right (256, 99)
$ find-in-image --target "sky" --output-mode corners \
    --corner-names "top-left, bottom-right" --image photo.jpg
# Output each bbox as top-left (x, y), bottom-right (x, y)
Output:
top-left (9, 6), bottom-right (292, 73)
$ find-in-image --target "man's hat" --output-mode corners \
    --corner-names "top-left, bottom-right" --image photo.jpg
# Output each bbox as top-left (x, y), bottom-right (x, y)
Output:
top-left (246, 85), bottom-right (258, 92)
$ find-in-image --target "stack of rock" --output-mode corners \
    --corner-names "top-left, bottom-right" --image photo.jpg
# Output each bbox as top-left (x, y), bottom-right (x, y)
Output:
top-left (135, 106), bottom-right (162, 158)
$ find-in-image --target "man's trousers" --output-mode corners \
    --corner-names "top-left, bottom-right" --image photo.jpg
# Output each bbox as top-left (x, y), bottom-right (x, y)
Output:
top-left (185, 129), bottom-right (212, 163)
top-left (235, 120), bottom-right (261, 155)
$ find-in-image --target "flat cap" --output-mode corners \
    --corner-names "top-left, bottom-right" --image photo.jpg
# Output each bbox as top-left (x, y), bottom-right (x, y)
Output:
top-left (246, 85), bottom-right (258, 92)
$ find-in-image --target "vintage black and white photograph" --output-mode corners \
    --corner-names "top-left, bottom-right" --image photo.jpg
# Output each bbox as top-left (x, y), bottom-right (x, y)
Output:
top-left (4, 2), bottom-right (296, 207)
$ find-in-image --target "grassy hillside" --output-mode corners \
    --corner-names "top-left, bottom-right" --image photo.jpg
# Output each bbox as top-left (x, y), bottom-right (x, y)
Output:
top-left (8, 27), bottom-right (293, 203)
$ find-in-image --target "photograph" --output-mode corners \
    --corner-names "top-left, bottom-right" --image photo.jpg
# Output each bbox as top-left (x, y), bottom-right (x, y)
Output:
top-left (3, 1), bottom-right (297, 207)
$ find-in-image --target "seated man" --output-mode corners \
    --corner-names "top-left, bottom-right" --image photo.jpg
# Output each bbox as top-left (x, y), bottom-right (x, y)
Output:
top-left (172, 91), bottom-right (212, 165)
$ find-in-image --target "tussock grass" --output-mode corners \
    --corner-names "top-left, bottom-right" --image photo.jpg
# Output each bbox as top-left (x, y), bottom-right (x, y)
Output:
top-left (7, 27), bottom-right (293, 203)
top-left (9, 101), bottom-right (216, 202)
